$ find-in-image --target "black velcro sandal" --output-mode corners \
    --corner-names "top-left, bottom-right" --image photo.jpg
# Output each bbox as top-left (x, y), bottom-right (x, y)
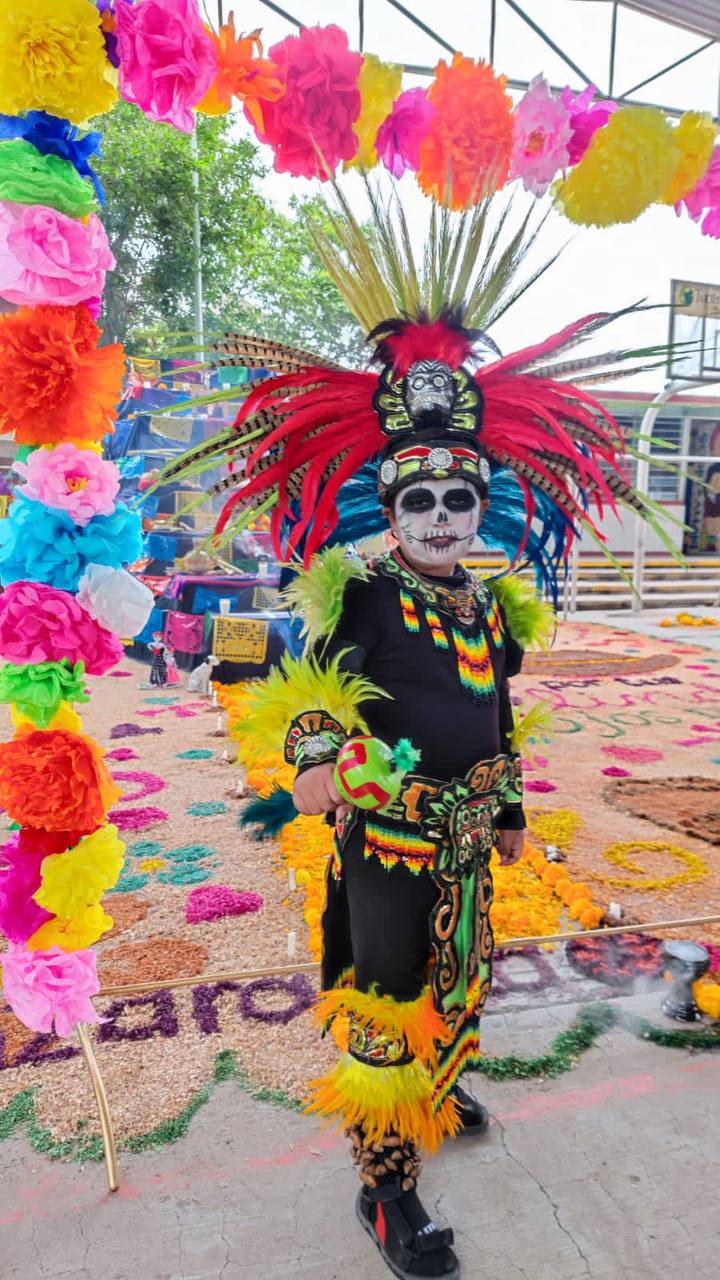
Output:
top-left (356, 1185), bottom-right (460, 1279)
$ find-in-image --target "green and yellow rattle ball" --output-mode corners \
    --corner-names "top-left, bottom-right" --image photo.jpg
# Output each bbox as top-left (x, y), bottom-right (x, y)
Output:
top-left (334, 736), bottom-right (421, 812)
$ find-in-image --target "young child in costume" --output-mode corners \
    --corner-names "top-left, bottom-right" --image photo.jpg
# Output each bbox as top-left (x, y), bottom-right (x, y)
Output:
top-left (160, 192), bottom-right (679, 1280)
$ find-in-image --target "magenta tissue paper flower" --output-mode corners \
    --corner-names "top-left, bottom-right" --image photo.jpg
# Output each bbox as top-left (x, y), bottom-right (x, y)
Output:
top-left (676, 147), bottom-right (720, 238)
top-left (510, 75), bottom-right (572, 195)
top-left (116, 0), bottom-right (217, 133)
top-left (14, 443), bottom-right (120, 526)
top-left (0, 834), bottom-right (52, 943)
top-left (0, 202), bottom-right (115, 307)
top-left (1, 942), bottom-right (101, 1037)
top-left (376, 87), bottom-right (435, 178)
top-left (561, 84), bottom-right (617, 165)
top-left (0, 580), bottom-right (123, 674)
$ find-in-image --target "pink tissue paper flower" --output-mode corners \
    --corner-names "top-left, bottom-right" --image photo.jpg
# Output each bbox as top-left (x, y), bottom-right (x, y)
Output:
top-left (1, 942), bottom-right (101, 1037)
top-left (561, 84), bottom-right (617, 165)
top-left (0, 834), bottom-right (52, 943)
top-left (675, 147), bottom-right (720, 239)
top-left (0, 580), bottom-right (123, 675)
top-left (252, 25), bottom-right (362, 180)
top-left (14, 443), bottom-right (120, 526)
top-left (116, 0), bottom-right (217, 133)
top-left (186, 884), bottom-right (264, 924)
top-left (0, 202), bottom-right (115, 308)
top-left (376, 87), bottom-right (435, 178)
top-left (510, 75), bottom-right (572, 195)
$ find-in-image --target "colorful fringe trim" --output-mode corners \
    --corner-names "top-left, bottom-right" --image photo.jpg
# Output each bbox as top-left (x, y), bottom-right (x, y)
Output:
top-left (432, 1023), bottom-right (481, 1108)
top-left (399, 590), bottom-right (420, 634)
top-left (425, 607), bottom-right (449, 650)
top-left (486, 597), bottom-right (505, 650)
top-left (364, 820), bottom-right (436, 875)
top-left (451, 626), bottom-right (496, 702)
top-left (306, 1054), bottom-right (461, 1153)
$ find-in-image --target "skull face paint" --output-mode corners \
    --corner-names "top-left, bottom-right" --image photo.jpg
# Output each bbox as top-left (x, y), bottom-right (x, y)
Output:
top-left (391, 478), bottom-right (482, 574)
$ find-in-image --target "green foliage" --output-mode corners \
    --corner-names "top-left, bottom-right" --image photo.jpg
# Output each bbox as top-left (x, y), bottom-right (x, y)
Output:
top-left (96, 104), bottom-right (362, 363)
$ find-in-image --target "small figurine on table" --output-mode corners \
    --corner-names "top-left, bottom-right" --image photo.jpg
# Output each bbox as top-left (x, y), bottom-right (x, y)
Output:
top-left (148, 632), bottom-right (169, 687)
top-left (165, 647), bottom-right (181, 687)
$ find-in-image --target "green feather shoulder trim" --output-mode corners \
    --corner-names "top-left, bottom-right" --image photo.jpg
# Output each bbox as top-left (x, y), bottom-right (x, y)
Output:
top-left (238, 651), bottom-right (389, 762)
top-left (488, 575), bottom-right (555, 651)
top-left (282, 547), bottom-right (370, 652)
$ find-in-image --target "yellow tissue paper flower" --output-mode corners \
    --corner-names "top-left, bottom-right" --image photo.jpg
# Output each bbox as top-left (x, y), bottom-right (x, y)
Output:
top-left (27, 902), bottom-right (114, 952)
top-left (0, 0), bottom-right (117, 125)
top-left (11, 701), bottom-right (82, 734)
top-left (346, 54), bottom-right (402, 171)
top-left (34, 824), bottom-right (125, 918)
top-left (661, 111), bottom-right (717, 204)
top-left (554, 106), bottom-right (679, 226)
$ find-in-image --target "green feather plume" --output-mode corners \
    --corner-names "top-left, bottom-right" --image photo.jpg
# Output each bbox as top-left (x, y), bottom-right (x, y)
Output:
top-left (489, 576), bottom-right (556, 650)
top-left (237, 651), bottom-right (390, 762)
top-left (282, 548), bottom-right (370, 653)
top-left (510, 700), bottom-right (554, 760)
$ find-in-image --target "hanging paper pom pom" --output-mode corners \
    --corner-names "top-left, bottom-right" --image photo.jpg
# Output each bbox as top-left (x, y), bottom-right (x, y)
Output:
top-left (0, 305), bottom-right (124, 447)
top-left (0, 943), bottom-right (101, 1037)
top-left (509, 75), bottom-right (572, 196)
top-left (0, 581), bottom-right (123, 675)
top-left (418, 56), bottom-right (513, 209)
top-left (0, 140), bottom-right (97, 219)
top-left (662, 111), bottom-right (717, 204)
top-left (11, 700), bottom-right (83, 735)
top-left (0, 499), bottom-right (144, 595)
top-left (560, 85), bottom-right (617, 165)
top-left (0, 0), bottom-right (117, 125)
top-left (676, 147), bottom-right (720, 238)
top-left (116, 0), bottom-right (217, 134)
top-left (196, 19), bottom-right (284, 124)
top-left (0, 659), bottom-right (89, 728)
top-left (0, 203), bottom-right (115, 308)
top-left (76, 564), bottom-right (155, 638)
top-left (0, 727), bottom-right (120, 832)
top-left (554, 106), bottom-right (680, 227)
top-left (35, 824), bottom-right (125, 918)
top-left (14, 444), bottom-right (120, 525)
top-left (252, 25), bottom-right (362, 181)
top-left (27, 902), bottom-right (114, 953)
top-left (376, 87), bottom-right (435, 178)
top-left (346, 54), bottom-right (403, 171)
top-left (0, 112), bottom-right (105, 204)
top-left (0, 834), bottom-right (53, 943)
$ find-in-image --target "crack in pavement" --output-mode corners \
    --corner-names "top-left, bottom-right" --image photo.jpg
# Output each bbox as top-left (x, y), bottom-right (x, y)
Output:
top-left (495, 1117), bottom-right (592, 1279)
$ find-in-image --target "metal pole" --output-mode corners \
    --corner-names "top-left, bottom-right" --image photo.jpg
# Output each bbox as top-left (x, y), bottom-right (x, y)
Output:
top-left (190, 125), bottom-right (205, 352)
top-left (608, 1), bottom-right (618, 97)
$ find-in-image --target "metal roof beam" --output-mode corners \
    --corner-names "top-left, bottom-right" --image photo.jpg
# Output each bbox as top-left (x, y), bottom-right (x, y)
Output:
top-left (383, 0), bottom-right (457, 56)
top-left (501, 0), bottom-right (594, 86)
top-left (618, 37), bottom-right (716, 98)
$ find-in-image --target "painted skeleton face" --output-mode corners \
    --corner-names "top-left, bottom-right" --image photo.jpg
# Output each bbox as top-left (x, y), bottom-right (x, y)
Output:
top-left (403, 360), bottom-right (455, 422)
top-left (391, 477), bottom-right (481, 574)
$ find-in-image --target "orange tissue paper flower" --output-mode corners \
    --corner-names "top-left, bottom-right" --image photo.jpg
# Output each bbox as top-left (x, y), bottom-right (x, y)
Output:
top-left (418, 55), bottom-right (513, 209)
top-left (0, 728), bottom-right (120, 832)
top-left (196, 18), bottom-right (284, 126)
top-left (0, 304), bottom-right (125, 446)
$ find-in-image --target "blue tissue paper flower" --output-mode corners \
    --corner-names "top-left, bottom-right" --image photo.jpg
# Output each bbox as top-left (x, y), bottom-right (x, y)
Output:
top-left (0, 111), bottom-right (105, 203)
top-left (0, 498), bottom-right (143, 594)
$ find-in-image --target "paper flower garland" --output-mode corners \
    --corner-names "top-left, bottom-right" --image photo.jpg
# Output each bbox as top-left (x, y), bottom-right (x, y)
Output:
top-left (253, 25), bottom-right (363, 181)
top-left (0, 0), bottom-right (117, 125)
top-left (347, 54), bottom-right (402, 172)
top-left (677, 147), bottom-right (720, 237)
top-left (561, 85), bottom-right (617, 165)
top-left (0, 139), bottom-right (97, 218)
top-left (0, 581), bottom-right (123, 674)
top-left (0, 498), bottom-right (143, 594)
top-left (0, 659), bottom-right (89, 727)
top-left (28, 902), bottom-right (114, 952)
top-left (0, 112), bottom-right (105, 204)
top-left (0, 727), bottom-right (120, 832)
top-left (0, 202), bottom-right (115, 308)
top-left (116, 0), bottom-right (217, 133)
top-left (196, 18), bottom-right (283, 125)
top-left (418, 56), bottom-right (514, 208)
top-left (0, 835), bottom-right (53, 943)
top-left (77, 563), bottom-right (155, 638)
top-left (0, 304), bottom-right (124, 445)
top-left (510, 75), bottom-right (572, 196)
top-left (35, 824), bottom-right (125, 917)
top-left (0, 943), bottom-right (101, 1036)
top-left (662, 111), bottom-right (717, 204)
top-left (15, 443), bottom-right (120, 524)
top-left (376, 88), bottom-right (435, 178)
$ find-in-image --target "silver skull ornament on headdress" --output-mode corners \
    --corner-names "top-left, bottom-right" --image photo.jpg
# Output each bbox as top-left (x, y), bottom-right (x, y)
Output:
top-left (403, 360), bottom-right (455, 422)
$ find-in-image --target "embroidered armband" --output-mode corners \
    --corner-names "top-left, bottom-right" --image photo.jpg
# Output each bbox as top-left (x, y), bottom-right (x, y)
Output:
top-left (284, 709), bottom-right (345, 770)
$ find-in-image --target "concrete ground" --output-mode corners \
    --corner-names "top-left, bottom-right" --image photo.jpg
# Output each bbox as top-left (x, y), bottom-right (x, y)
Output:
top-left (2, 991), bottom-right (718, 1280)
top-left (579, 606), bottom-right (720, 651)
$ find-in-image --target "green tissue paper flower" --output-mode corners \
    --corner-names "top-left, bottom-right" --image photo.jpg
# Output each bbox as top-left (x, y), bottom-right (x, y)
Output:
top-left (0, 659), bottom-right (89, 727)
top-left (0, 139), bottom-right (97, 218)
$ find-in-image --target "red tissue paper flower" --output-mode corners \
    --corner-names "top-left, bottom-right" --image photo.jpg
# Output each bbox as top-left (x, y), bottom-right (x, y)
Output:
top-left (251, 24), bottom-right (362, 180)
top-left (418, 55), bottom-right (513, 209)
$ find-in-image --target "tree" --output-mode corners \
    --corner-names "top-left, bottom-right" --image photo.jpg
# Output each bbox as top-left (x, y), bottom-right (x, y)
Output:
top-left (96, 103), bottom-right (363, 363)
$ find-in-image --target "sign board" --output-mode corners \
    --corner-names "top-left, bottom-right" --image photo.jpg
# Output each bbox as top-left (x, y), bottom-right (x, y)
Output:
top-left (668, 279), bottom-right (720, 383)
top-left (212, 616), bottom-right (269, 664)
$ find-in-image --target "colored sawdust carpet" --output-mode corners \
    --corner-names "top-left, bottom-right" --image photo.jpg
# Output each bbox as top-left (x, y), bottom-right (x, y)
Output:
top-left (1, 619), bottom-right (719, 1159)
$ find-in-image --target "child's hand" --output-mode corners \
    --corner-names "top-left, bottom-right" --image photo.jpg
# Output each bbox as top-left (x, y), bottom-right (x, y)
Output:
top-left (293, 762), bottom-right (343, 816)
top-left (496, 827), bottom-right (526, 865)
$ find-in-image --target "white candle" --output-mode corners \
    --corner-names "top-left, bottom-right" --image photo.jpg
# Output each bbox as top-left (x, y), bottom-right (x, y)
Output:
top-left (288, 868), bottom-right (297, 891)
top-left (287, 930), bottom-right (297, 958)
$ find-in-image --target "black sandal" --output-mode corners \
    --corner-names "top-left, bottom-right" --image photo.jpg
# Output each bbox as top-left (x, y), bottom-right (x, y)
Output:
top-left (356, 1185), bottom-right (460, 1279)
top-left (450, 1082), bottom-right (489, 1136)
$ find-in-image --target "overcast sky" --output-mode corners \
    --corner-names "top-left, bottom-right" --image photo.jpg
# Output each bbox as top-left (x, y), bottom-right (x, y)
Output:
top-left (222, 0), bottom-right (720, 392)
